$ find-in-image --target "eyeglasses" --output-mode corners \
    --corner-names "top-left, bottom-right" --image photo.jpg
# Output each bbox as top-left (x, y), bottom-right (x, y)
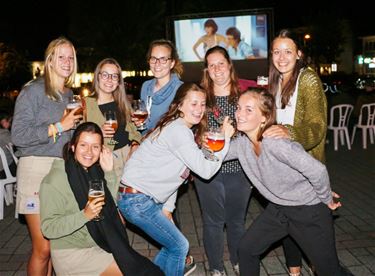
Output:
top-left (149, 56), bottom-right (172, 64)
top-left (99, 71), bottom-right (120, 81)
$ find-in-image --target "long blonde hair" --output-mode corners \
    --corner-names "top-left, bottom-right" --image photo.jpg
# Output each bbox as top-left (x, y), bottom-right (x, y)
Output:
top-left (44, 37), bottom-right (77, 101)
top-left (91, 58), bottom-right (132, 125)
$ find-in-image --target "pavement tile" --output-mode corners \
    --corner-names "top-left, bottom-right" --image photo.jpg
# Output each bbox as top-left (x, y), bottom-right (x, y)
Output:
top-left (1, 136), bottom-right (374, 275)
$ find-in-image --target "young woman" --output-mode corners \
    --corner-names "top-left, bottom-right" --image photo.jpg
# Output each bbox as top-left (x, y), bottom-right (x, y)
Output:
top-left (117, 83), bottom-right (234, 276)
top-left (136, 39), bottom-right (183, 133)
top-left (136, 39), bottom-right (197, 274)
top-left (84, 58), bottom-right (141, 181)
top-left (264, 29), bottom-right (328, 275)
top-left (192, 19), bottom-right (227, 61)
top-left (11, 37), bottom-right (80, 276)
top-left (195, 46), bottom-right (252, 276)
top-left (227, 89), bottom-right (351, 276)
top-left (39, 122), bottom-right (162, 276)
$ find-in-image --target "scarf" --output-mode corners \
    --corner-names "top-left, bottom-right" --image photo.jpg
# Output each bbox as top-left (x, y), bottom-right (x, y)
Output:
top-left (65, 157), bottom-right (164, 276)
top-left (146, 73), bottom-right (181, 105)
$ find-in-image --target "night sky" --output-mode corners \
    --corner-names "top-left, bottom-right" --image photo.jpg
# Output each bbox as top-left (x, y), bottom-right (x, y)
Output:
top-left (1, 0), bottom-right (372, 61)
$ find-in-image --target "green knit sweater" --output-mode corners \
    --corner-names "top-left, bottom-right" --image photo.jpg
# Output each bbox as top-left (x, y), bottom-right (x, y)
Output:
top-left (40, 159), bottom-right (117, 250)
top-left (285, 68), bottom-right (327, 163)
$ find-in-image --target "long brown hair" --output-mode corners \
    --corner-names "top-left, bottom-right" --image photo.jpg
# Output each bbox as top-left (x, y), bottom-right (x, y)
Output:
top-left (268, 29), bottom-right (307, 108)
top-left (91, 58), bottom-right (132, 125)
top-left (146, 39), bottom-right (183, 77)
top-left (145, 83), bottom-right (207, 141)
top-left (200, 46), bottom-right (240, 108)
top-left (240, 88), bottom-right (276, 141)
top-left (44, 37), bottom-right (77, 101)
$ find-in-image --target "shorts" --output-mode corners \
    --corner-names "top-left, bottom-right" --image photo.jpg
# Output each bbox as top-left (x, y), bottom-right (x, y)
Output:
top-left (16, 156), bottom-right (59, 214)
top-left (51, 246), bottom-right (114, 276)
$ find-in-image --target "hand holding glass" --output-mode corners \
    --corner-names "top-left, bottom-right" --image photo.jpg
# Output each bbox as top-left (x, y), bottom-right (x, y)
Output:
top-left (66, 95), bottom-right (83, 129)
top-left (203, 127), bottom-right (225, 162)
top-left (132, 100), bottom-right (148, 131)
top-left (104, 110), bottom-right (118, 145)
top-left (88, 179), bottom-right (105, 221)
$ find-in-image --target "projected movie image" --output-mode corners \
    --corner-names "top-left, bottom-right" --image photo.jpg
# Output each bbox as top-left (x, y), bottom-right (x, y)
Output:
top-left (174, 14), bottom-right (268, 62)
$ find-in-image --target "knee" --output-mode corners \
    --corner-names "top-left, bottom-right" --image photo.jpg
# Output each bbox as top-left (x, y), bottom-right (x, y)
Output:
top-left (238, 236), bottom-right (257, 257)
top-left (32, 242), bottom-right (50, 260)
top-left (172, 236), bottom-right (189, 257)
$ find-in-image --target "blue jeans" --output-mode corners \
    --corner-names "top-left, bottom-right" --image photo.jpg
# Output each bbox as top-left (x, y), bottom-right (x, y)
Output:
top-left (117, 193), bottom-right (189, 276)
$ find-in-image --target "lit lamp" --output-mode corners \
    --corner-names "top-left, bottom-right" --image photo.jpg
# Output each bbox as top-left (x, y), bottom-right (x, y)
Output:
top-left (303, 34), bottom-right (311, 47)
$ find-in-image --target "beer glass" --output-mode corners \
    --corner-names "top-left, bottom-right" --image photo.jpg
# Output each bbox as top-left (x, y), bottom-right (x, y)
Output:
top-left (104, 110), bottom-right (118, 145)
top-left (203, 127), bottom-right (225, 162)
top-left (88, 179), bottom-right (105, 221)
top-left (132, 100), bottom-right (148, 131)
top-left (66, 95), bottom-right (83, 129)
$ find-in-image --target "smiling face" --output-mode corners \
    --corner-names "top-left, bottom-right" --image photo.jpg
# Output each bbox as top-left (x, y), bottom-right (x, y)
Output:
top-left (98, 63), bottom-right (120, 96)
top-left (72, 131), bottom-right (102, 170)
top-left (178, 90), bottom-right (206, 128)
top-left (271, 37), bottom-right (301, 79)
top-left (235, 93), bottom-right (266, 138)
top-left (50, 43), bottom-right (75, 80)
top-left (149, 45), bottom-right (175, 81)
top-left (206, 51), bottom-right (231, 87)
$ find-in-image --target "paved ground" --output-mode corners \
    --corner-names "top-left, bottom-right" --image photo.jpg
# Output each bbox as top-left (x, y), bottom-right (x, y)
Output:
top-left (1, 132), bottom-right (374, 276)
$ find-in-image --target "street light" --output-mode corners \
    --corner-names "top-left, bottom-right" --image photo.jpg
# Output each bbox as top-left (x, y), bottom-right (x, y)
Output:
top-left (304, 34), bottom-right (311, 47)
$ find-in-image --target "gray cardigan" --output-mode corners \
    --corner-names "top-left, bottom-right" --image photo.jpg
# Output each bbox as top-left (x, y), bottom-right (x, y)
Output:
top-left (226, 136), bottom-right (333, 206)
top-left (11, 78), bottom-right (73, 158)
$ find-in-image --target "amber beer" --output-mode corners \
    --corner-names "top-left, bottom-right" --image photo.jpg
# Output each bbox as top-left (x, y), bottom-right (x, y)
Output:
top-left (88, 190), bottom-right (105, 203)
top-left (132, 111), bottom-right (148, 123)
top-left (207, 133), bottom-right (225, 152)
top-left (66, 102), bottom-right (83, 115)
top-left (110, 121), bottom-right (118, 131)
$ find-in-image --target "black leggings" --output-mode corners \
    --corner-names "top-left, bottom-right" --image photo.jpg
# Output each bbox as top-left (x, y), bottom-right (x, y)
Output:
top-left (238, 203), bottom-right (350, 276)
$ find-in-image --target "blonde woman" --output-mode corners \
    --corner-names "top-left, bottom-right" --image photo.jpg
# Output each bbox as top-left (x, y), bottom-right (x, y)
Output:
top-left (12, 37), bottom-right (80, 275)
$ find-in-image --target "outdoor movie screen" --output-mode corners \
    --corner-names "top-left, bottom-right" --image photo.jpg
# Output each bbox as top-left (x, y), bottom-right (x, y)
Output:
top-left (173, 13), bottom-right (269, 62)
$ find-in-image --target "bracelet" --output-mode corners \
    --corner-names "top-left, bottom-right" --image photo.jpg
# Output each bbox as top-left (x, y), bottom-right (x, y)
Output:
top-left (55, 122), bottom-right (64, 135)
top-left (49, 124), bottom-right (58, 143)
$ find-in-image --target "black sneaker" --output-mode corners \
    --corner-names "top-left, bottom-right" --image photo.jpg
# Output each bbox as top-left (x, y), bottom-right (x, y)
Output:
top-left (184, 255), bottom-right (197, 276)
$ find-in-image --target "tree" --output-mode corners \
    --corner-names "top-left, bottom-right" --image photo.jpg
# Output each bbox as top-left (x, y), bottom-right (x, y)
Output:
top-left (0, 43), bottom-right (32, 93)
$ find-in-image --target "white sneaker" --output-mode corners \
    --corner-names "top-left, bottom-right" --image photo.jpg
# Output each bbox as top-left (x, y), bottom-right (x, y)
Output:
top-left (233, 263), bottom-right (240, 275)
top-left (209, 269), bottom-right (227, 276)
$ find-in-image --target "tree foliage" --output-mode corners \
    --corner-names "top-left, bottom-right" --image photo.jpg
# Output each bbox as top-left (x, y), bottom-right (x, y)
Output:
top-left (0, 43), bottom-right (32, 93)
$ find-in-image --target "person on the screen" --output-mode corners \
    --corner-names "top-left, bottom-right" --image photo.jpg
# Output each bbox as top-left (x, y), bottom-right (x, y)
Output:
top-left (226, 27), bottom-right (255, 60)
top-left (192, 19), bottom-right (227, 61)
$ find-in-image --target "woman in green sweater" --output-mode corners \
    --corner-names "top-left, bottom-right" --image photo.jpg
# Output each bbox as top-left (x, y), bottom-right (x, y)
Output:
top-left (39, 122), bottom-right (162, 276)
top-left (84, 58), bottom-right (141, 181)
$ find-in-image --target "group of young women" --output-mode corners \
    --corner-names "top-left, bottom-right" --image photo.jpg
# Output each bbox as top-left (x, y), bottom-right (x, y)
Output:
top-left (10, 29), bottom-right (352, 276)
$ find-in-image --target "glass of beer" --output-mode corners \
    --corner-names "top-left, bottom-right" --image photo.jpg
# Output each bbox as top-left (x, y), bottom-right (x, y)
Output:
top-left (66, 95), bottom-right (83, 129)
top-left (104, 110), bottom-right (118, 145)
top-left (204, 127), bottom-right (225, 161)
top-left (132, 100), bottom-right (148, 131)
top-left (88, 179), bottom-right (105, 221)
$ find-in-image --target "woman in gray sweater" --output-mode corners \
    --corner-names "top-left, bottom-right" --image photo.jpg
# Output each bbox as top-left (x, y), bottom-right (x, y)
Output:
top-left (118, 83), bottom-right (234, 276)
top-left (11, 37), bottom-right (81, 276)
top-left (226, 88), bottom-right (352, 276)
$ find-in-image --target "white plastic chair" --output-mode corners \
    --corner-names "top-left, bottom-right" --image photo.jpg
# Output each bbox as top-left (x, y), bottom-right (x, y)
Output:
top-left (351, 103), bottom-right (375, 149)
top-left (328, 104), bottom-right (353, 151)
top-left (0, 147), bottom-right (17, 220)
